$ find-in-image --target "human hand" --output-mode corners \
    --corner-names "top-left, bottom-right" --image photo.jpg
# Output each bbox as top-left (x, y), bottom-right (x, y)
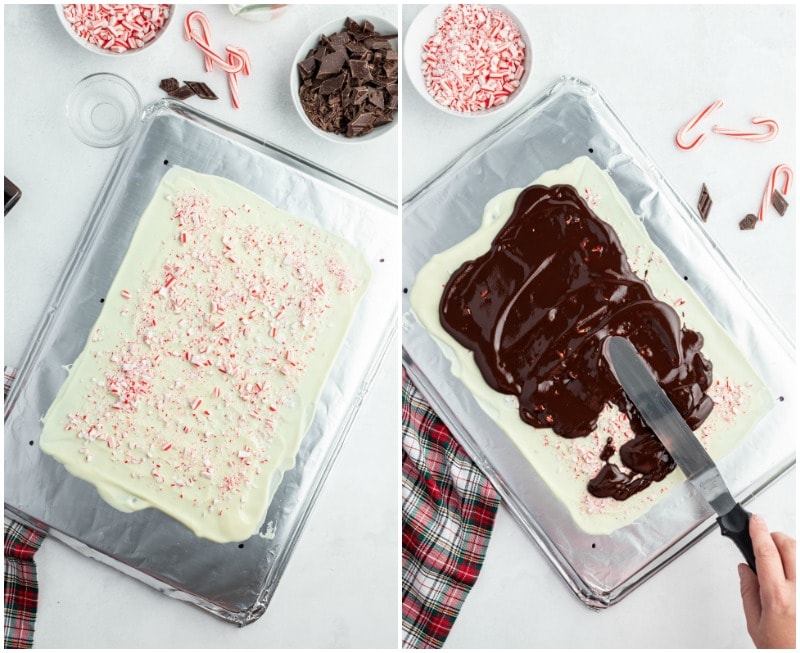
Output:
top-left (738, 514), bottom-right (795, 649)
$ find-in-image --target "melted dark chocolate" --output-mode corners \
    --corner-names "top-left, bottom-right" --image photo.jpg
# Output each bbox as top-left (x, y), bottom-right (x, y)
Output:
top-left (439, 184), bottom-right (713, 500)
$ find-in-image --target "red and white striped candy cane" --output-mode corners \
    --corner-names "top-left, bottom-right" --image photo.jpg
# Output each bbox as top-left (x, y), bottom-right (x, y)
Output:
top-left (184, 10), bottom-right (215, 72)
top-left (712, 116), bottom-right (779, 143)
top-left (183, 11), bottom-right (251, 108)
top-left (675, 99), bottom-right (724, 150)
top-left (758, 164), bottom-right (793, 221)
top-left (225, 46), bottom-right (252, 109)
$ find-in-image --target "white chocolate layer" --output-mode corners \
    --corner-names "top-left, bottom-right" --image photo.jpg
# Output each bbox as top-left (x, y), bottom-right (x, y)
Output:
top-left (40, 167), bottom-right (371, 543)
top-left (410, 156), bottom-right (771, 534)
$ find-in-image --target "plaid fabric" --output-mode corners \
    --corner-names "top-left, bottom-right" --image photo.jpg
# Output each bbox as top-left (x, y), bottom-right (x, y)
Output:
top-left (401, 371), bottom-right (499, 649)
top-left (4, 522), bottom-right (44, 649)
top-left (4, 365), bottom-right (45, 649)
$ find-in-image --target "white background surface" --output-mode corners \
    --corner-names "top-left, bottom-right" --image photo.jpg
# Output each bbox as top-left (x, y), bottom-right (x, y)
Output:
top-left (402, 3), bottom-right (795, 649)
top-left (4, 3), bottom-right (399, 648)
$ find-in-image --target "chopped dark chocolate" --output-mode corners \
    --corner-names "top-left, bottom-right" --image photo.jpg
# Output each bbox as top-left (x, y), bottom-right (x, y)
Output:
top-left (346, 41), bottom-right (369, 55)
top-left (772, 189), bottom-right (789, 216)
top-left (349, 58), bottom-right (372, 80)
top-left (739, 213), bottom-right (758, 230)
top-left (328, 31), bottom-right (350, 47)
top-left (364, 37), bottom-right (392, 50)
top-left (169, 85), bottom-right (195, 100)
top-left (368, 88), bottom-right (385, 109)
top-left (318, 49), bottom-right (348, 77)
top-left (296, 17), bottom-right (399, 138)
top-left (297, 56), bottom-right (317, 79)
top-left (319, 73), bottom-right (346, 95)
top-left (185, 81), bottom-right (218, 100)
top-left (160, 78), bottom-right (219, 102)
top-left (159, 77), bottom-right (180, 93)
top-left (697, 183), bottom-right (712, 222)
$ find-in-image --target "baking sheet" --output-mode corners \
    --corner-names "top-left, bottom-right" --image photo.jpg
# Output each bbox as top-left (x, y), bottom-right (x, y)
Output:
top-left (402, 76), bottom-right (795, 607)
top-left (4, 99), bottom-right (397, 624)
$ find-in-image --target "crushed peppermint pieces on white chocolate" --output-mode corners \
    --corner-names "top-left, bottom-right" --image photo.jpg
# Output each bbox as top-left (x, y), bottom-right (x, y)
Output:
top-left (61, 189), bottom-right (361, 518)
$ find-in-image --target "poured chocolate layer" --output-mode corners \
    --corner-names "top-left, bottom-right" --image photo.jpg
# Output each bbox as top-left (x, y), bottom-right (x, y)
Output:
top-left (439, 184), bottom-right (714, 500)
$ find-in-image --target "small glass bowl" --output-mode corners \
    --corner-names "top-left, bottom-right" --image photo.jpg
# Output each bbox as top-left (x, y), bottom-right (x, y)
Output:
top-left (66, 73), bottom-right (142, 148)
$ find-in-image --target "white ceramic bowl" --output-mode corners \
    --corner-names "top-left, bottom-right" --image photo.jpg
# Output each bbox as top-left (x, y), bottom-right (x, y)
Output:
top-left (290, 15), bottom-right (399, 143)
top-left (404, 4), bottom-right (532, 118)
top-left (56, 4), bottom-right (174, 57)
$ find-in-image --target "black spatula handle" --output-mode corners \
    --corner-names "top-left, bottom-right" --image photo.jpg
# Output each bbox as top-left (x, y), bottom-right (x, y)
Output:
top-left (717, 503), bottom-right (756, 573)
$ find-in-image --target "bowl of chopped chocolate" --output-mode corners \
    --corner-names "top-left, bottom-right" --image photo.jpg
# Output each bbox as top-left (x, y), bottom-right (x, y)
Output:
top-left (292, 16), bottom-right (399, 142)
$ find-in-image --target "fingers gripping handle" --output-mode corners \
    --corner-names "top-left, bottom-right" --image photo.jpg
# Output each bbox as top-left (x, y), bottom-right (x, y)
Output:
top-left (718, 503), bottom-right (756, 573)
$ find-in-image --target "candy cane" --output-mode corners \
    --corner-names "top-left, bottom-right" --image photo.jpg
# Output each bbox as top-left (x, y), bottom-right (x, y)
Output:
top-left (758, 164), bottom-right (793, 221)
top-left (225, 46), bottom-right (251, 109)
top-left (184, 10), bottom-right (214, 72)
top-left (712, 116), bottom-right (779, 142)
top-left (183, 11), bottom-right (251, 108)
top-left (675, 100), bottom-right (724, 150)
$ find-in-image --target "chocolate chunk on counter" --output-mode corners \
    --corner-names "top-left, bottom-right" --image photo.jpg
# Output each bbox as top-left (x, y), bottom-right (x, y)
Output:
top-left (160, 78), bottom-right (219, 101)
top-left (169, 85), bottom-right (195, 100)
top-left (297, 17), bottom-right (399, 138)
top-left (772, 190), bottom-right (789, 216)
top-left (697, 183), bottom-right (712, 222)
top-left (739, 213), bottom-right (758, 230)
top-left (159, 77), bottom-right (180, 93)
top-left (185, 81), bottom-right (218, 100)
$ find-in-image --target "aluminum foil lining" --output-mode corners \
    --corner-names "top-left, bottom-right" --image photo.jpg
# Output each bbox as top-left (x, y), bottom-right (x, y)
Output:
top-left (402, 77), bottom-right (795, 608)
top-left (4, 99), bottom-right (397, 625)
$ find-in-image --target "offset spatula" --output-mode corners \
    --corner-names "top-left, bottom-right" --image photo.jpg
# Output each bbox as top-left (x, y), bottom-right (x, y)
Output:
top-left (605, 335), bottom-right (756, 572)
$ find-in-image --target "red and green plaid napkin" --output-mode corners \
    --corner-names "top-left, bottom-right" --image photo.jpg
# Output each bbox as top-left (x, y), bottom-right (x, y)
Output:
top-left (4, 521), bottom-right (44, 649)
top-left (4, 366), bottom-right (45, 649)
top-left (402, 371), bottom-right (499, 649)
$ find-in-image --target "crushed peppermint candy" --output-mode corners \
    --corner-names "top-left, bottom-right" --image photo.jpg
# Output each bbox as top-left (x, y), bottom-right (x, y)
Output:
top-left (62, 4), bottom-right (172, 54)
top-left (421, 4), bottom-right (526, 113)
top-left (45, 169), bottom-right (369, 541)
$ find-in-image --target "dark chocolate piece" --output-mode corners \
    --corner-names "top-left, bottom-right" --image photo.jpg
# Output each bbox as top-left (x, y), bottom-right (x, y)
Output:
top-left (739, 213), bottom-right (758, 230)
top-left (318, 48), bottom-right (348, 77)
top-left (297, 56), bottom-right (317, 79)
top-left (697, 183), bottom-right (712, 222)
top-left (439, 184), bottom-right (714, 501)
top-left (348, 58), bottom-right (372, 80)
top-left (772, 190), bottom-right (788, 216)
top-left (4, 177), bottom-right (21, 215)
top-left (319, 73), bottom-right (346, 95)
top-left (184, 81), bottom-right (218, 100)
top-left (367, 88), bottom-right (385, 109)
top-left (159, 77), bottom-right (180, 93)
top-left (169, 85), bottom-right (195, 100)
top-left (296, 17), bottom-right (398, 137)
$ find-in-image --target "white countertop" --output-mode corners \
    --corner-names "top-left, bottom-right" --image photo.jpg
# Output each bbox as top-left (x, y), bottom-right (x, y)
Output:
top-left (402, 3), bottom-right (795, 649)
top-left (4, 4), bottom-right (399, 648)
